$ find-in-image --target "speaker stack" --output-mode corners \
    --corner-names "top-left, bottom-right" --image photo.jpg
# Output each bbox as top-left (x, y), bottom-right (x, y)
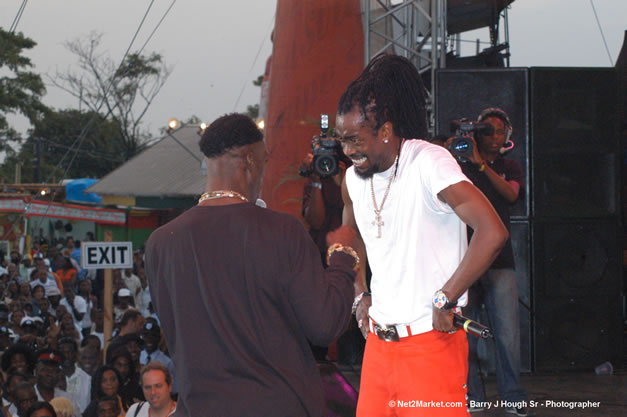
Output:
top-left (435, 67), bottom-right (623, 372)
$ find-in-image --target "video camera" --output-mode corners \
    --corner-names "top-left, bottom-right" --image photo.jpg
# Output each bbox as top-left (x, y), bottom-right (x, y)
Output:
top-left (448, 118), bottom-right (494, 161)
top-left (299, 114), bottom-right (343, 178)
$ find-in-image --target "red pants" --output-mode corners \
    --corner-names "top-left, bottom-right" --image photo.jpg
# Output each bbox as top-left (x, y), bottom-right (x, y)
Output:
top-left (357, 329), bottom-right (469, 417)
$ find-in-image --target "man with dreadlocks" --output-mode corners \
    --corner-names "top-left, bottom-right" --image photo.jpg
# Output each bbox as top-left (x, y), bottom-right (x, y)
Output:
top-left (335, 54), bottom-right (508, 416)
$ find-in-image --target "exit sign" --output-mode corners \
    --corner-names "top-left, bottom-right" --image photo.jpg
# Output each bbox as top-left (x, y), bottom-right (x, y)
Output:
top-left (81, 242), bottom-right (133, 269)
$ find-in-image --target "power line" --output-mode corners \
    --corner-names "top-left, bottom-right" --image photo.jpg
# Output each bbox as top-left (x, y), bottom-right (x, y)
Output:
top-left (232, 13), bottom-right (276, 112)
top-left (30, 0), bottom-right (159, 234)
top-left (136, 0), bottom-right (177, 56)
top-left (48, 0), bottom-right (157, 185)
top-left (589, 0), bottom-right (613, 65)
top-left (9, 0), bottom-right (28, 33)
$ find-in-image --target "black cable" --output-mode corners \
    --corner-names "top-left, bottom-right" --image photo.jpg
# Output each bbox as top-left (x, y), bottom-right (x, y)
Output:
top-left (30, 0), bottom-right (158, 234)
top-left (232, 13), bottom-right (275, 111)
top-left (9, 0), bottom-right (27, 33)
top-left (136, 0), bottom-right (177, 56)
top-left (589, 0), bottom-right (613, 65)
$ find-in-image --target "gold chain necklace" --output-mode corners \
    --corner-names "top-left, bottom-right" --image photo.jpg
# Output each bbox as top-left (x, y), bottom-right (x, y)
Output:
top-left (370, 154), bottom-right (397, 238)
top-left (369, 140), bottom-right (404, 238)
top-left (198, 190), bottom-right (248, 204)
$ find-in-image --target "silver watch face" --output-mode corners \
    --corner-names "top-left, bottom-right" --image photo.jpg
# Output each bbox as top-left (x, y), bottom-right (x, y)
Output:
top-left (433, 290), bottom-right (448, 309)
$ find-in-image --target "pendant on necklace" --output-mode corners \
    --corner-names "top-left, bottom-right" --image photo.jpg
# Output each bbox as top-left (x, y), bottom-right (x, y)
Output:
top-left (372, 209), bottom-right (384, 238)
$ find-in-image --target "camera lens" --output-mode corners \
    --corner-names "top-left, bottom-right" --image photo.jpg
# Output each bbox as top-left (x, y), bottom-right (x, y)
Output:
top-left (315, 155), bottom-right (338, 177)
top-left (452, 139), bottom-right (470, 153)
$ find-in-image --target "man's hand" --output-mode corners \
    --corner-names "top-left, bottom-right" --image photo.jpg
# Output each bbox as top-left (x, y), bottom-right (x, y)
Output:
top-left (326, 225), bottom-right (358, 250)
top-left (355, 294), bottom-right (371, 339)
top-left (465, 136), bottom-right (483, 166)
top-left (432, 307), bottom-right (456, 333)
top-left (300, 153), bottom-right (321, 182)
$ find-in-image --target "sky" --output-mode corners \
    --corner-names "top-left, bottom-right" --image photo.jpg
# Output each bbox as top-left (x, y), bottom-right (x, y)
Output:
top-left (1, 0), bottom-right (626, 145)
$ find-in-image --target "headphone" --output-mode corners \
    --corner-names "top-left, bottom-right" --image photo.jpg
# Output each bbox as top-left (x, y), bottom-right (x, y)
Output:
top-left (477, 107), bottom-right (514, 154)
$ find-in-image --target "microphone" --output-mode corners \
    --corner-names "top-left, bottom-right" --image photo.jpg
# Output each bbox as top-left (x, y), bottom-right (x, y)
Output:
top-left (453, 313), bottom-right (493, 339)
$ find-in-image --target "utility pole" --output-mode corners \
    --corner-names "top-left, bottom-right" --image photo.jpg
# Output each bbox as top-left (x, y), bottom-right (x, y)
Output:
top-left (32, 137), bottom-right (41, 183)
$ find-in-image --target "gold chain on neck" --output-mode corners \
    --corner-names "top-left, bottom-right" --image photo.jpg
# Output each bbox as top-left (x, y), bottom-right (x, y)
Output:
top-left (369, 139), bottom-right (405, 238)
top-left (198, 190), bottom-right (248, 204)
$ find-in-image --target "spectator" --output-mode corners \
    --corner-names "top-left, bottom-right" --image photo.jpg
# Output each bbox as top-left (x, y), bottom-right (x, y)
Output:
top-left (25, 401), bottom-right (58, 417)
top-left (1, 344), bottom-right (36, 376)
top-left (46, 288), bottom-right (62, 317)
top-left (59, 283), bottom-right (87, 333)
top-left (112, 290), bottom-right (132, 323)
top-left (139, 320), bottom-right (176, 394)
top-left (78, 344), bottom-right (101, 377)
top-left (121, 270), bottom-right (141, 311)
top-left (32, 350), bottom-right (77, 412)
top-left (56, 312), bottom-right (81, 345)
top-left (30, 286), bottom-right (46, 316)
top-left (126, 362), bottom-right (176, 417)
top-left (52, 257), bottom-right (76, 289)
top-left (4, 280), bottom-right (19, 305)
top-left (12, 382), bottom-right (37, 417)
top-left (18, 317), bottom-right (44, 351)
top-left (90, 310), bottom-right (104, 347)
top-left (4, 372), bottom-right (28, 416)
top-left (95, 396), bottom-right (122, 417)
top-left (29, 271), bottom-right (61, 300)
top-left (77, 280), bottom-right (96, 338)
top-left (107, 348), bottom-right (142, 408)
top-left (48, 398), bottom-right (72, 417)
top-left (82, 366), bottom-right (126, 417)
top-left (115, 310), bottom-right (143, 339)
top-left (135, 267), bottom-right (150, 318)
top-left (0, 325), bottom-right (14, 351)
top-left (33, 260), bottom-right (61, 294)
top-left (58, 337), bottom-right (91, 413)
top-left (8, 264), bottom-right (24, 285)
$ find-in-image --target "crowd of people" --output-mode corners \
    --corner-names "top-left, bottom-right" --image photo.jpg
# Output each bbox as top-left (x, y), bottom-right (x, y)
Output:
top-left (0, 238), bottom-right (176, 417)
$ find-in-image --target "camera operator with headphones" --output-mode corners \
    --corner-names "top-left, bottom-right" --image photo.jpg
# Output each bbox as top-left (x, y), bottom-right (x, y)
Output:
top-left (448, 108), bottom-right (531, 417)
top-left (299, 123), bottom-right (367, 368)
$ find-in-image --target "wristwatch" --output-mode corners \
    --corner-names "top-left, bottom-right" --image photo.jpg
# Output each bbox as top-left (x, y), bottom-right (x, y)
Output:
top-left (432, 289), bottom-right (457, 310)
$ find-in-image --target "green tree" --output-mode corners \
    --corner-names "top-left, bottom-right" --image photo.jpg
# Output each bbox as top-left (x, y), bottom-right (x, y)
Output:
top-left (49, 32), bottom-right (171, 159)
top-left (246, 75), bottom-right (264, 120)
top-left (0, 27), bottom-right (49, 149)
top-left (0, 109), bottom-right (127, 183)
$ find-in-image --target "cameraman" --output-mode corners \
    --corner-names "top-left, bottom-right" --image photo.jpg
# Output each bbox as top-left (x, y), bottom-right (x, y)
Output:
top-left (300, 151), bottom-right (366, 367)
top-left (448, 108), bottom-right (530, 416)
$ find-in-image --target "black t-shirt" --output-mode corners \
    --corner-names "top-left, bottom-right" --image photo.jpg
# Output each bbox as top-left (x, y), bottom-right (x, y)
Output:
top-left (145, 203), bottom-right (355, 417)
top-left (461, 157), bottom-right (524, 269)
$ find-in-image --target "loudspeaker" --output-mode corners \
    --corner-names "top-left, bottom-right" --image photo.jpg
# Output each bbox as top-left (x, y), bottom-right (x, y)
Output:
top-left (511, 220), bottom-right (532, 373)
top-left (435, 68), bottom-right (529, 218)
top-left (470, 221), bottom-right (532, 374)
top-left (532, 219), bottom-right (623, 371)
top-left (530, 68), bottom-right (620, 218)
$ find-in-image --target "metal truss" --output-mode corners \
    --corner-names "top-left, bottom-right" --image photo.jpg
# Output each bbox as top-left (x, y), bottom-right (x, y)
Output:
top-left (362, 0), bottom-right (447, 130)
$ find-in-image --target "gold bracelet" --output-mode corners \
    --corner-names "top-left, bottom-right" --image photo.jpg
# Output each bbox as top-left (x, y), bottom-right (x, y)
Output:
top-left (327, 243), bottom-right (360, 270)
top-left (478, 162), bottom-right (486, 172)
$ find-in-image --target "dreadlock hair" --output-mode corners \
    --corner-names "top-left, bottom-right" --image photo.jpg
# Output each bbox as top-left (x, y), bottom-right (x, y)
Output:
top-left (199, 113), bottom-right (263, 158)
top-left (337, 53), bottom-right (427, 140)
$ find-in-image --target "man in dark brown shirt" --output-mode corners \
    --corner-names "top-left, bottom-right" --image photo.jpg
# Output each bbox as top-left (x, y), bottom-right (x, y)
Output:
top-left (145, 113), bottom-right (359, 417)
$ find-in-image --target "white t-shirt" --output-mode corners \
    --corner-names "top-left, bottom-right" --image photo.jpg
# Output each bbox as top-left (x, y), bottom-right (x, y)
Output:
top-left (345, 139), bottom-right (470, 332)
top-left (66, 366), bottom-right (92, 413)
top-left (123, 273), bottom-right (142, 306)
top-left (127, 401), bottom-right (177, 417)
